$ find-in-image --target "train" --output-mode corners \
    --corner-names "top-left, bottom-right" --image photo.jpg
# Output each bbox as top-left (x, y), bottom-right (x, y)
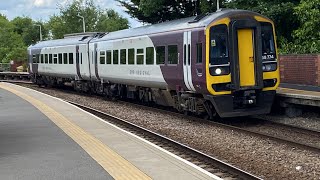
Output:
top-left (28, 9), bottom-right (280, 118)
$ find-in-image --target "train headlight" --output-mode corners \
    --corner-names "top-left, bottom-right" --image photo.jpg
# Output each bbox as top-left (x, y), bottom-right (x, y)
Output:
top-left (215, 68), bottom-right (222, 75)
top-left (209, 66), bottom-right (230, 76)
top-left (262, 62), bottom-right (277, 72)
top-left (265, 64), bottom-right (272, 71)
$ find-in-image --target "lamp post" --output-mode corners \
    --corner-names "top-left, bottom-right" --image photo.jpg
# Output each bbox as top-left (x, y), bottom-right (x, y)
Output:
top-left (35, 24), bottom-right (42, 41)
top-left (77, 15), bottom-right (86, 33)
top-left (217, 0), bottom-right (220, 10)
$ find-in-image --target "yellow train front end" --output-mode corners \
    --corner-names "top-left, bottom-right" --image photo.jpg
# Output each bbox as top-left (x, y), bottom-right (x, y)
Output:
top-left (205, 13), bottom-right (280, 117)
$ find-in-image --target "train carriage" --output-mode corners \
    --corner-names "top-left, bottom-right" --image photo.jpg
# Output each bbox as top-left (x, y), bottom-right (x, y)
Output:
top-left (28, 9), bottom-right (280, 118)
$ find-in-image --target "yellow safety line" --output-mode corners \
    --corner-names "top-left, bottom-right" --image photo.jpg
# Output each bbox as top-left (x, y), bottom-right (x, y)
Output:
top-left (0, 84), bottom-right (151, 180)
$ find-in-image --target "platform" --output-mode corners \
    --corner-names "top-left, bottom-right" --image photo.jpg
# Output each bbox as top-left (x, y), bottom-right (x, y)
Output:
top-left (0, 82), bottom-right (219, 180)
top-left (277, 83), bottom-right (320, 107)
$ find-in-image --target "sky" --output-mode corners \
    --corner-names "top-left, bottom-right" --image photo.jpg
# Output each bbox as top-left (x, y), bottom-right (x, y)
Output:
top-left (0, 0), bottom-right (142, 28)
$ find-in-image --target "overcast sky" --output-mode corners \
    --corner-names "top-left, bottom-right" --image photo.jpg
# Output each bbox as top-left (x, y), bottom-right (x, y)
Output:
top-left (0, 0), bottom-right (142, 27)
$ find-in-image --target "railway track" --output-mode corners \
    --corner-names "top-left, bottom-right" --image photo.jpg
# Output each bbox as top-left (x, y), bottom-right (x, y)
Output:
top-left (4, 80), bottom-right (320, 178)
top-left (6, 80), bottom-right (320, 151)
top-left (68, 101), bottom-right (261, 180)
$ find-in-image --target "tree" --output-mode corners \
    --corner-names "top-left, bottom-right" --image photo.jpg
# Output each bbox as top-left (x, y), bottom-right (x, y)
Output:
top-left (0, 14), bottom-right (27, 63)
top-left (291, 0), bottom-right (320, 53)
top-left (96, 9), bottom-right (130, 32)
top-left (11, 17), bottom-right (48, 45)
top-left (226, 0), bottom-right (300, 49)
top-left (117, 0), bottom-right (228, 24)
top-left (48, 0), bottom-right (129, 39)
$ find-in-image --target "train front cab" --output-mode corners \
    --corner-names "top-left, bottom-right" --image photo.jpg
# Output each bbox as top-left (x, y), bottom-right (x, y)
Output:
top-left (205, 16), bottom-right (280, 118)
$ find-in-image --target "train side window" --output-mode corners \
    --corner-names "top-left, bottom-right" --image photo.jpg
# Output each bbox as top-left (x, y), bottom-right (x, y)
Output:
top-left (113, 50), bottom-right (119, 64)
top-left (49, 54), bottom-right (53, 64)
top-left (58, 53), bottom-right (63, 64)
top-left (106, 50), bottom-right (111, 64)
top-left (63, 53), bottom-right (68, 64)
top-left (156, 46), bottom-right (165, 64)
top-left (80, 53), bottom-right (83, 64)
top-left (45, 54), bottom-right (48, 64)
top-left (146, 47), bottom-right (154, 65)
top-left (36, 54), bottom-right (40, 63)
top-left (100, 51), bottom-right (106, 64)
top-left (40, 54), bottom-right (44, 64)
top-left (53, 54), bottom-right (58, 64)
top-left (196, 43), bottom-right (203, 63)
top-left (168, 45), bottom-right (178, 64)
top-left (120, 49), bottom-right (126, 64)
top-left (136, 48), bottom-right (144, 65)
top-left (32, 55), bottom-right (36, 63)
top-left (128, 48), bottom-right (134, 64)
top-left (69, 53), bottom-right (74, 64)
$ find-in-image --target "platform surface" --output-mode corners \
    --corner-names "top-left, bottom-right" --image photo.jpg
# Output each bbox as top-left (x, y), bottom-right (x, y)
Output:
top-left (0, 82), bottom-right (218, 180)
top-left (277, 83), bottom-right (320, 99)
top-left (0, 86), bottom-right (112, 180)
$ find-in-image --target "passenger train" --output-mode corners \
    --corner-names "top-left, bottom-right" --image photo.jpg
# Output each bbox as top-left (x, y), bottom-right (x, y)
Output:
top-left (28, 9), bottom-right (280, 118)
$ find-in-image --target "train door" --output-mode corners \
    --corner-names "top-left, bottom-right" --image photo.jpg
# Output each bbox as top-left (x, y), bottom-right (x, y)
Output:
top-left (77, 44), bottom-right (91, 80)
top-left (75, 45), bottom-right (82, 80)
top-left (230, 20), bottom-right (263, 90)
top-left (183, 31), bottom-right (196, 91)
top-left (237, 29), bottom-right (255, 86)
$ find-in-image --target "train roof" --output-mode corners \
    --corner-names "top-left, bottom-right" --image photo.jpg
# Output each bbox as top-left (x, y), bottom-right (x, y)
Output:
top-left (92, 9), bottom-right (267, 42)
top-left (28, 32), bottom-right (100, 50)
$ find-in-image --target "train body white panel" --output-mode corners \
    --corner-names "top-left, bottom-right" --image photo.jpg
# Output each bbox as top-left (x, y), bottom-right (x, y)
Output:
top-left (37, 45), bottom-right (77, 78)
top-left (92, 36), bottom-right (167, 88)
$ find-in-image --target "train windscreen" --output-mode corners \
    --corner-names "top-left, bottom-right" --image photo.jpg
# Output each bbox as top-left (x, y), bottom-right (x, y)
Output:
top-left (209, 24), bottom-right (229, 65)
top-left (261, 22), bottom-right (276, 61)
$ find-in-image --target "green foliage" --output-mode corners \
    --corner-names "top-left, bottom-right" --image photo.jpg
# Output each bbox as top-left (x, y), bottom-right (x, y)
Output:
top-left (226, 0), bottom-right (300, 51)
top-left (119, 0), bottom-right (319, 54)
top-left (117, 0), bottom-right (227, 24)
top-left (288, 0), bottom-right (320, 53)
top-left (11, 17), bottom-right (48, 45)
top-left (0, 15), bottom-right (27, 63)
top-left (48, 0), bottom-right (129, 39)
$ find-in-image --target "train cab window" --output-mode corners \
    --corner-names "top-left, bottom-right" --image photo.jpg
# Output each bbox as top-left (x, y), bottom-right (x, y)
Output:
top-left (156, 46), bottom-right (165, 64)
top-left (128, 48), bottom-right (134, 64)
top-left (146, 47), bottom-right (154, 65)
top-left (58, 53), bottom-right (63, 64)
top-left (196, 43), bottom-right (203, 63)
top-left (136, 48), bottom-right (144, 65)
top-left (100, 51), bottom-right (106, 64)
top-left (49, 54), bottom-right (53, 64)
top-left (63, 53), bottom-right (68, 64)
top-left (113, 50), bottom-right (119, 64)
top-left (210, 24), bottom-right (229, 65)
top-left (168, 45), bottom-right (178, 64)
top-left (120, 49), bottom-right (126, 64)
top-left (106, 50), bottom-right (111, 64)
top-left (261, 22), bottom-right (276, 61)
top-left (69, 53), bottom-right (74, 64)
top-left (54, 54), bottom-right (58, 64)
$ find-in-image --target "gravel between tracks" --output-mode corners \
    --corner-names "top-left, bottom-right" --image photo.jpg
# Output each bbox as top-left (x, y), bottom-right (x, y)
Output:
top-left (22, 85), bottom-right (320, 179)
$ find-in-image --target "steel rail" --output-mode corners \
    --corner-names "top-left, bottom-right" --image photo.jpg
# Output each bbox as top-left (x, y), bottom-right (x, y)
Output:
top-left (68, 101), bottom-right (261, 180)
